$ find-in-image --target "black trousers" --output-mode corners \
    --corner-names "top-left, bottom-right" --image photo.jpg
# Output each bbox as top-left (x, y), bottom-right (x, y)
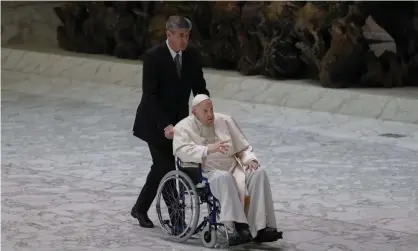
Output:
top-left (133, 143), bottom-right (178, 214)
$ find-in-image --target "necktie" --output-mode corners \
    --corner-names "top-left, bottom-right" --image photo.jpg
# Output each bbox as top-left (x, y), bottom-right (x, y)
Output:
top-left (175, 53), bottom-right (181, 77)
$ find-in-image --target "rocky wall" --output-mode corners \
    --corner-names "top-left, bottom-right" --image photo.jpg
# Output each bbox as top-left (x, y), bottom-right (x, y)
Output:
top-left (2, 1), bottom-right (417, 89)
top-left (52, 1), bottom-right (418, 89)
top-left (1, 1), bottom-right (62, 47)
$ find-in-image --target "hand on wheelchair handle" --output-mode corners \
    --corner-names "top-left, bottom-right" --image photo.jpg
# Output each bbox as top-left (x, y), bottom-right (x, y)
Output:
top-left (207, 140), bottom-right (229, 154)
top-left (164, 125), bottom-right (174, 139)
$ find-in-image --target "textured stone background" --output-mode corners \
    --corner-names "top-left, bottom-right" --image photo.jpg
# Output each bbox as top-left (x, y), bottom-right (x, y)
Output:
top-left (0, 1), bottom-right (395, 55)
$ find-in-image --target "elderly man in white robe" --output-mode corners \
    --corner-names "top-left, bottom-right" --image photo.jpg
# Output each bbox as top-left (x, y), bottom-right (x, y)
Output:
top-left (172, 94), bottom-right (283, 245)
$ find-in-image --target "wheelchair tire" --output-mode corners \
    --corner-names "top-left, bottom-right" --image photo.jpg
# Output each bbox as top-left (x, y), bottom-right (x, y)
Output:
top-left (201, 225), bottom-right (217, 248)
top-left (156, 170), bottom-right (200, 243)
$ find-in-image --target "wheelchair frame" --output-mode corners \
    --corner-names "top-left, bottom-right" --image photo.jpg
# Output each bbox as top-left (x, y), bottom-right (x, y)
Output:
top-left (155, 157), bottom-right (229, 248)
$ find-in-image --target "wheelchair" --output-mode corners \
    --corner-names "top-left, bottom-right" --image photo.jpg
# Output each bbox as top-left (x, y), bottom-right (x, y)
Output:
top-left (155, 157), bottom-right (229, 248)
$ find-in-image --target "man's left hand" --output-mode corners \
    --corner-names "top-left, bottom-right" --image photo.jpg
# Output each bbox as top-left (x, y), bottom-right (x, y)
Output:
top-left (247, 160), bottom-right (259, 170)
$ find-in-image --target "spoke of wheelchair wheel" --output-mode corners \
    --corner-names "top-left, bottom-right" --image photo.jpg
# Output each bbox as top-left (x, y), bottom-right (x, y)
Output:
top-left (166, 177), bottom-right (183, 204)
top-left (161, 178), bottom-right (182, 233)
top-left (158, 175), bottom-right (209, 240)
top-left (164, 180), bottom-right (178, 203)
top-left (175, 179), bottom-right (195, 234)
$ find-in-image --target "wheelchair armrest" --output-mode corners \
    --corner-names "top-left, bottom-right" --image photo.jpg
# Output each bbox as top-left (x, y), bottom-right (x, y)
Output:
top-left (176, 158), bottom-right (201, 169)
top-left (176, 157), bottom-right (203, 185)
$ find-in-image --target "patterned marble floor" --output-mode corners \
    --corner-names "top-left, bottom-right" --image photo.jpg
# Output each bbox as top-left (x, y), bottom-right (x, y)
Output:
top-left (2, 70), bottom-right (418, 251)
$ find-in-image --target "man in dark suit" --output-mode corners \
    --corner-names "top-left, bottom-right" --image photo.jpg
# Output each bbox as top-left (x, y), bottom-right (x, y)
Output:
top-left (131, 15), bottom-right (210, 228)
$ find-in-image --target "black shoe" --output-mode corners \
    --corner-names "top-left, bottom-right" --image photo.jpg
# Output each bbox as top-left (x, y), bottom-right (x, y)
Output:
top-left (266, 227), bottom-right (283, 239)
top-left (237, 227), bottom-right (254, 243)
top-left (234, 222), bottom-right (254, 244)
top-left (228, 230), bottom-right (243, 246)
top-left (131, 209), bottom-right (154, 228)
top-left (253, 227), bottom-right (282, 243)
top-left (228, 228), bottom-right (253, 246)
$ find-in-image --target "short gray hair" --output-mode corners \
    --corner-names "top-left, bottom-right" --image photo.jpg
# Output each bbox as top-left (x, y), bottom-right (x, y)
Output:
top-left (166, 15), bottom-right (192, 31)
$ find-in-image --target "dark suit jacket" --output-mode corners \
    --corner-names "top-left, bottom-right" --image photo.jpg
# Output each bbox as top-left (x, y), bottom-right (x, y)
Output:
top-left (133, 41), bottom-right (210, 147)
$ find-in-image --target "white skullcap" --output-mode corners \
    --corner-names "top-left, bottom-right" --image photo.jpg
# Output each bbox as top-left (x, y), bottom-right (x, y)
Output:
top-left (191, 94), bottom-right (210, 107)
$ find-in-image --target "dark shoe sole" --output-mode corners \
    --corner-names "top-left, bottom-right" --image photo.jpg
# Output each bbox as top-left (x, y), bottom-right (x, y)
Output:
top-left (139, 222), bottom-right (154, 228)
top-left (228, 239), bottom-right (242, 246)
top-left (254, 231), bottom-right (283, 243)
top-left (228, 234), bottom-right (245, 246)
top-left (241, 237), bottom-right (254, 245)
top-left (131, 210), bottom-right (154, 228)
top-left (228, 235), bottom-right (253, 246)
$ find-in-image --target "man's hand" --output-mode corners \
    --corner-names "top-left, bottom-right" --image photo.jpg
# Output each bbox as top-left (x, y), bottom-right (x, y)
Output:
top-left (247, 160), bottom-right (259, 170)
top-left (207, 140), bottom-right (229, 154)
top-left (164, 125), bottom-right (174, 139)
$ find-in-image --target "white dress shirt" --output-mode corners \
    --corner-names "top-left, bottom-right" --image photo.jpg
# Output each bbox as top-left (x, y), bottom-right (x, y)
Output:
top-left (166, 39), bottom-right (182, 66)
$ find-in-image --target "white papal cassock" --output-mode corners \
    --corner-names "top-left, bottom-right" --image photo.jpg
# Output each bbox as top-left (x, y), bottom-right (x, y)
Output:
top-left (172, 112), bottom-right (277, 237)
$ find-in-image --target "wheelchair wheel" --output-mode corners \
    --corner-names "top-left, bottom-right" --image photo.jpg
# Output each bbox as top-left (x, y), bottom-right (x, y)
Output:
top-left (156, 170), bottom-right (200, 243)
top-left (201, 225), bottom-right (217, 248)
